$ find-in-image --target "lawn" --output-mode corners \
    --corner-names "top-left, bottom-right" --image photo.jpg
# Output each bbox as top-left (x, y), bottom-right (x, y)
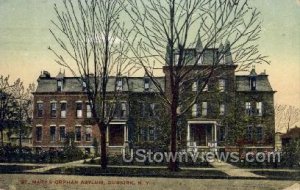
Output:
top-left (47, 166), bottom-right (228, 178)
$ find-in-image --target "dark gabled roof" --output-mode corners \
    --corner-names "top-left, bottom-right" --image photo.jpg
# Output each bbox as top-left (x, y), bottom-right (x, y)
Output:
top-left (235, 74), bottom-right (274, 92)
top-left (35, 76), bottom-right (165, 93)
top-left (281, 127), bottom-right (300, 139)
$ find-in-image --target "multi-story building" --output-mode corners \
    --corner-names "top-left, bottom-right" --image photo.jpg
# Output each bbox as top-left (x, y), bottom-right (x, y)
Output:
top-left (32, 45), bottom-right (275, 153)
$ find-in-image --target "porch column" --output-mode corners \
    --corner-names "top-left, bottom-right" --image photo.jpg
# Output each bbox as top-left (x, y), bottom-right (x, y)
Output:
top-left (106, 126), bottom-right (109, 145)
top-left (187, 123), bottom-right (191, 147)
top-left (214, 123), bottom-right (217, 153)
top-left (214, 124), bottom-right (217, 143)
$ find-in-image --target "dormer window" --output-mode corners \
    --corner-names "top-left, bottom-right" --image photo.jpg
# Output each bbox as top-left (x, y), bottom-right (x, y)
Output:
top-left (82, 81), bottom-right (87, 91)
top-left (116, 78), bottom-right (123, 91)
top-left (197, 55), bottom-right (203, 65)
top-left (57, 80), bottom-right (63, 92)
top-left (219, 55), bottom-right (225, 64)
top-left (144, 78), bottom-right (150, 91)
top-left (250, 77), bottom-right (256, 91)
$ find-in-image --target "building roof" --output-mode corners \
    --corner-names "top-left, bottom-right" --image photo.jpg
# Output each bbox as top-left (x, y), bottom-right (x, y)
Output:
top-left (235, 74), bottom-right (274, 92)
top-left (281, 127), bottom-right (300, 139)
top-left (35, 75), bottom-right (165, 93)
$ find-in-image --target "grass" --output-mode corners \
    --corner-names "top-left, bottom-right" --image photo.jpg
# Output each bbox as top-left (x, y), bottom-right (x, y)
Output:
top-left (47, 166), bottom-right (228, 178)
top-left (252, 170), bottom-right (300, 180)
top-left (86, 156), bottom-right (213, 168)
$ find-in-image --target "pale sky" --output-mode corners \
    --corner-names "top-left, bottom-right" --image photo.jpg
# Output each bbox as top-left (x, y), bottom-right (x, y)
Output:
top-left (0, 0), bottom-right (299, 107)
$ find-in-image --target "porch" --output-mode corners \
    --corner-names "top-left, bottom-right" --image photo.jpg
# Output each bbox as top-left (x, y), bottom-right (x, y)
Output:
top-left (187, 120), bottom-right (218, 150)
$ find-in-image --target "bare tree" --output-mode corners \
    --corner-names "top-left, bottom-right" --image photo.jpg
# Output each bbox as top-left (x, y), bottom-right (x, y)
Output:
top-left (124, 0), bottom-right (268, 171)
top-left (49, 0), bottom-right (134, 169)
top-left (275, 104), bottom-right (300, 133)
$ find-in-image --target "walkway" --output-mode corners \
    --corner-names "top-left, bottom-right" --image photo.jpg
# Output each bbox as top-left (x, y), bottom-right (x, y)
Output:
top-left (209, 159), bottom-right (264, 178)
top-left (24, 157), bottom-right (100, 173)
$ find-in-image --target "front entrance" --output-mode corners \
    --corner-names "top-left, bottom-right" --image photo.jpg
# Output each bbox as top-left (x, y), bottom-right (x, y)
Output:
top-left (108, 124), bottom-right (124, 146)
top-left (190, 124), bottom-right (212, 146)
top-left (187, 121), bottom-right (217, 147)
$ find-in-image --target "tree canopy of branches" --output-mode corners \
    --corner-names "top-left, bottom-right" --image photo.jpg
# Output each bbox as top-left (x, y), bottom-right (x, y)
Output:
top-left (0, 75), bottom-right (35, 147)
top-left (49, 0), bottom-right (134, 169)
top-left (125, 0), bottom-right (269, 171)
top-left (275, 104), bottom-right (300, 133)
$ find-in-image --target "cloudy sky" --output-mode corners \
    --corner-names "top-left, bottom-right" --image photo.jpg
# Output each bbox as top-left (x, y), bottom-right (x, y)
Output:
top-left (0, 0), bottom-right (299, 107)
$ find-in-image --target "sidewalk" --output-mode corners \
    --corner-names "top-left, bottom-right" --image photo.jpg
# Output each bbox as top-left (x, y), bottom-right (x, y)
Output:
top-left (209, 159), bottom-right (264, 178)
top-left (24, 157), bottom-right (100, 173)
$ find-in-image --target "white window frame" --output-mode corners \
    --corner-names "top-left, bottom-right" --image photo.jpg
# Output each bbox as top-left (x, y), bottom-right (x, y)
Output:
top-left (36, 125), bottom-right (43, 142)
top-left (220, 104), bottom-right (225, 115)
top-left (50, 125), bottom-right (56, 142)
top-left (60, 101), bottom-right (67, 118)
top-left (256, 102), bottom-right (263, 116)
top-left (144, 78), bottom-right (150, 91)
top-left (219, 79), bottom-right (226, 92)
top-left (192, 81), bottom-right (197, 92)
top-left (57, 80), bottom-right (63, 91)
top-left (75, 125), bottom-right (82, 142)
top-left (245, 102), bottom-right (251, 115)
top-left (202, 102), bottom-right (208, 116)
top-left (192, 104), bottom-right (198, 117)
top-left (59, 125), bottom-right (66, 142)
top-left (85, 126), bottom-right (92, 142)
top-left (116, 78), bottom-right (123, 91)
top-left (86, 102), bottom-right (92, 118)
top-left (76, 101), bottom-right (83, 118)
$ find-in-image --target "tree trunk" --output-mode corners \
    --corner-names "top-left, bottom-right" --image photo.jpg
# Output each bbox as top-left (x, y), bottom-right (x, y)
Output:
top-left (0, 129), bottom-right (3, 147)
top-left (168, 91), bottom-right (179, 171)
top-left (99, 122), bottom-right (107, 169)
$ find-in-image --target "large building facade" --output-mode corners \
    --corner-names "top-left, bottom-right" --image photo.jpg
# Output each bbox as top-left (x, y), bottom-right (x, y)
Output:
top-left (32, 47), bottom-right (275, 153)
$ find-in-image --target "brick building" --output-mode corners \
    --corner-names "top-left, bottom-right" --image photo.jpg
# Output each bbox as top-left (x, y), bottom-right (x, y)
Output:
top-left (32, 45), bottom-right (275, 153)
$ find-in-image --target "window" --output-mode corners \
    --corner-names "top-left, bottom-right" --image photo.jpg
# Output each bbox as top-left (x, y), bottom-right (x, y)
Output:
top-left (60, 102), bottom-right (67, 118)
top-left (75, 126), bottom-right (81, 141)
top-left (220, 104), bottom-right (225, 115)
top-left (144, 78), bottom-right (150, 91)
top-left (116, 78), bottom-right (123, 91)
top-left (37, 102), bottom-right (43, 117)
top-left (140, 128), bottom-right (147, 141)
top-left (50, 126), bottom-right (56, 142)
top-left (255, 126), bottom-right (263, 141)
top-left (245, 102), bottom-right (251, 115)
top-left (50, 102), bottom-right (57, 117)
top-left (250, 77), bottom-right (256, 91)
top-left (202, 102), bottom-right (208, 116)
top-left (150, 103), bottom-right (156, 117)
top-left (192, 81), bottom-right (197, 92)
top-left (140, 126), bottom-right (156, 141)
top-left (219, 79), bottom-right (226, 92)
top-left (219, 55), bottom-right (225, 64)
top-left (192, 104), bottom-right (198, 117)
top-left (256, 102), bottom-right (262, 116)
top-left (82, 81), bottom-right (87, 91)
top-left (140, 102), bottom-right (145, 118)
top-left (203, 83), bottom-right (208, 92)
top-left (76, 102), bottom-right (83, 118)
top-left (85, 126), bottom-right (92, 142)
top-left (36, 127), bottom-right (42, 142)
top-left (197, 55), bottom-right (203, 65)
top-left (149, 127), bottom-right (155, 141)
top-left (59, 126), bottom-right (66, 142)
top-left (57, 80), bottom-right (63, 92)
top-left (86, 103), bottom-right (92, 118)
top-left (121, 102), bottom-right (127, 118)
top-left (174, 54), bottom-right (179, 65)
top-left (246, 125), bottom-right (253, 141)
